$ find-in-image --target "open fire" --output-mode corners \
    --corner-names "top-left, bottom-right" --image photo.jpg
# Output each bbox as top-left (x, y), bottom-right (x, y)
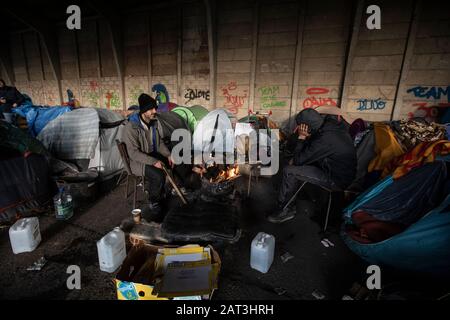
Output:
top-left (210, 165), bottom-right (240, 183)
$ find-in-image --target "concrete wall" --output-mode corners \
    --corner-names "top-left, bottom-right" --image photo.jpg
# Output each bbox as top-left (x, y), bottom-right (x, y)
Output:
top-left (6, 0), bottom-right (450, 128)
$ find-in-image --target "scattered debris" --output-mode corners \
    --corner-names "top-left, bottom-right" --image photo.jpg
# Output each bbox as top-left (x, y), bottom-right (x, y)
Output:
top-left (342, 295), bottom-right (354, 300)
top-left (321, 239), bottom-right (330, 248)
top-left (312, 290), bottom-right (326, 300)
top-left (274, 287), bottom-right (287, 296)
top-left (280, 252), bottom-right (294, 263)
top-left (26, 257), bottom-right (47, 271)
top-left (321, 238), bottom-right (335, 248)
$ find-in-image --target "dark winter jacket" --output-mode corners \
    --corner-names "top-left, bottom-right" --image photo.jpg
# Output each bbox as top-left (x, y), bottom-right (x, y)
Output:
top-left (0, 85), bottom-right (25, 107)
top-left (293, 109), bottom-right (357, 189)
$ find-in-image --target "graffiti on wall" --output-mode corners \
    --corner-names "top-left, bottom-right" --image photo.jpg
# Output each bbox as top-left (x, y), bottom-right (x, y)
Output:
top-left (303, 88), bottom-right (338, 109)
top-left (105, 91), bottom-right (121, 110)
top-left (406, 86), bottom-right (450, 120)
top-left (407, 86), bottom-right (450, 101)
top-left (356, 98), bottom-right (386, 111)
top-left (83, 80), bottom-right (100, 106)
top-left (128, 85), bottom-right (145, 106)
top-left (258, 86), bottom-right (286, 109)
top-left (185, 88), bottom-right (210, 104)
top-left (221, 81), bottom-right (248, 114)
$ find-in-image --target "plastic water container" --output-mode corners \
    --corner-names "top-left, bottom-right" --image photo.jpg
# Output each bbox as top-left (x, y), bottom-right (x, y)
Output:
top-left (250, 232), bottom-right (275, 273)
top-left (54, 186), bottom-right (74, 220)
top-left (9, 217), bottom-right (42, 254)
top-left (97, 227), bottom-right (127, 273)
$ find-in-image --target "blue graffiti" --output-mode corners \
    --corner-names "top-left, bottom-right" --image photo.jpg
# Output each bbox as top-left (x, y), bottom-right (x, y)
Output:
top-left (356, 98), bottom-right (386, 111)
top-left (407, 86), bottom-right (450, 101)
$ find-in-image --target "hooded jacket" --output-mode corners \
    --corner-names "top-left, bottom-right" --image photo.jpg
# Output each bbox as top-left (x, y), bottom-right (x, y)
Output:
top-left (122, 112), bottom-right (171, 176)
top-left (293, 109), bottom-right (356, 189)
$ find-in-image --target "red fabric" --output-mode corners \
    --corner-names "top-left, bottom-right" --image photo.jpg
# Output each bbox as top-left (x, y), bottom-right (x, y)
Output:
top-left (346, 211), bottom-right (406, 244)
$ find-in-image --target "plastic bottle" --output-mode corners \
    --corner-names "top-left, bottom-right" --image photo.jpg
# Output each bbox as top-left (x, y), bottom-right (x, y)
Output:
top-left (9, 217), bottom-right (42, 254)
top-left (250, 232), bottom-right (275, 273)
top-left (97, 227), bottom-right (127, 273)
top-left (54, 186), bottom-right (74, 220)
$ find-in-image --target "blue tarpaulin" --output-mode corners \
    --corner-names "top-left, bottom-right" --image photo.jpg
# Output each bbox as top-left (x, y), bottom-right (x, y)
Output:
top-left (13, 105), bottom-right (72, 137)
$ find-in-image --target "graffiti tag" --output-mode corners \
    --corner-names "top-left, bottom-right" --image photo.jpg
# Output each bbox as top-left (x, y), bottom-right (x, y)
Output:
top-left (303, 88), bottom-right (338, 109)
top-left (258, 86), bottom-right (286, 109)
top-left (184, 88), bottom-right (210, 104)
top-left (407, 86), bottom-right (450, 101)
top-left (221, 81), bottom-right (248, 114)
top-left (356, 98), bottom-right (386, 111)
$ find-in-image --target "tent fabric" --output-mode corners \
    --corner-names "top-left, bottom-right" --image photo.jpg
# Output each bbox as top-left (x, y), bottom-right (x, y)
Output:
top-left (344, 161), bottom-right (447, 226)
top-left (156, 112), bottom-right (190, 149)
top-left (12, 105), bottom-right (72, 137)
top-left (342, 194), bottom-right (450, 277)
top-left (37, 108), bottom-right (100, 160)
top-left (193, 108), bottom-right (234, 154)
top-left (0, 154), bottom-right (56, 223)
top-left (172, 105), bottom-right (208, 132)
top-left (381, 140), bottom-right (450, 179)
top-left (368, 123), bottom-right (405, 172)
top-left (0, 120), bottom-right (49, 157)
top-left (347, 129), bottom-right (376, 192)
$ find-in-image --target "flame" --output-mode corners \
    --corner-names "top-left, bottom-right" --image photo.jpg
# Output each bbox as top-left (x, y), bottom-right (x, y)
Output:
top-left (212, 165), bottom-right (240, 183)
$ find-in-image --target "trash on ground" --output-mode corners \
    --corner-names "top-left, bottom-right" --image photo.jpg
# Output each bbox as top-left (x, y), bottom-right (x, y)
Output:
top-left (9, 217), bottom-right (42, 254)
top-left (312, 290), bottom-right (326, 300)
top-left (280, 252), bottom-right (294, 263)
top-left (27, 257), bottom-right (47, 271)
top-left (274, 287), bottom-right (287, 296)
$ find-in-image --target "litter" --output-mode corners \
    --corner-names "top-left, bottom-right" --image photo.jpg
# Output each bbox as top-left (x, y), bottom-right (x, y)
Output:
top-left (321, 240), bottom-right (330, 248)
top-left (342, 295), bottom-right (354, 300)
top-left (274, 287), bottom-right (287, 296)
top-left (323, 238), bottom-right (335, 247)
top-left (280, 252), bottom-right (294, 263)
top-left (312, 290), bottom-right (326, 300)
top-left (27, 257), bottom-right (47, 271)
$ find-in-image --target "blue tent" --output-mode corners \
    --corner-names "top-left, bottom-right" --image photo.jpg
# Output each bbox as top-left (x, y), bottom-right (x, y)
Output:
top-left (342, 161), bottom-right (450, 276)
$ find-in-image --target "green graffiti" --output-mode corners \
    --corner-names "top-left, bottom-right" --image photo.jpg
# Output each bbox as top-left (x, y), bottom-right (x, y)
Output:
top-left (84, 91), bottom-right (100, 106)
top-left (129, 85), bottom-right (144, 105)
top-left (259, 86), bottom-right (286, 109)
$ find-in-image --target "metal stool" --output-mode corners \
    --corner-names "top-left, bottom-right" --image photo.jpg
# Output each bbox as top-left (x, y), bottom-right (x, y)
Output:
top-left (283, 181), bottom-right (342, 236)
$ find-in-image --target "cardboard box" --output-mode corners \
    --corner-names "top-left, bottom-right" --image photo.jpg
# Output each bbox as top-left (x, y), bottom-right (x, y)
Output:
top-left (115, 244), bottom-right (221, 300)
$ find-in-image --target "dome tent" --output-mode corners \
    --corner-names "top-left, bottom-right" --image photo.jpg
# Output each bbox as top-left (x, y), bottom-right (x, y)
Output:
top-left (172, 105), bottom-right (208, 132)
top-left (37, 107), bottom-right (125, 181)
top-left (193, 108), bottom-right (235, 155)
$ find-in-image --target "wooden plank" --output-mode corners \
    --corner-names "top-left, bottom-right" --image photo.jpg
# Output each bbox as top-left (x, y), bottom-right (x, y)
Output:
top-left (248, 0), bottom-right (260, 113)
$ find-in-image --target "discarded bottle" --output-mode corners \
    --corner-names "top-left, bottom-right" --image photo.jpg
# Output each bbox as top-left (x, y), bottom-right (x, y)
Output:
top-left (97, 227), bottom-right (127, 273)
top-left (53, 186), bottom-right (74, 220)
top-left (9, 217), bottom-right (42, 254)
top-left (250, 232), bottom-right (275, 273)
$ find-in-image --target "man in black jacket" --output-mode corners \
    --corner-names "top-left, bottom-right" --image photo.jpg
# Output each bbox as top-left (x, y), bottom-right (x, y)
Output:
top-left (268, 108), bottom-right (357, 223)
top-left (0, 79), bottom-right (25, 119)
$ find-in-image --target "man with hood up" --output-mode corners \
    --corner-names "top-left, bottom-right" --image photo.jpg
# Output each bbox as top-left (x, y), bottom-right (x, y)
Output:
top-left (268, 108), bottom-right (357, 223)
top-left (123, 93), bottom-right (173, 215)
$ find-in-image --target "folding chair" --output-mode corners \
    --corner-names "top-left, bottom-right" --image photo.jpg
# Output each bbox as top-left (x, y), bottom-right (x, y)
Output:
top-left (116, 140), bottom-right (144, 209)
top-left (283, 181), bottom-right (343, 236)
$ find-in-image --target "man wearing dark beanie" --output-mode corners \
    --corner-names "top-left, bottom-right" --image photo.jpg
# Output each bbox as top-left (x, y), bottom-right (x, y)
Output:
top-left (123, 93), bottom-right (173, 216)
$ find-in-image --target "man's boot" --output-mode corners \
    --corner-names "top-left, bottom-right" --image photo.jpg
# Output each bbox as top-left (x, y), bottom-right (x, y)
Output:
top-left (267, 203), bottom-right (297, 224)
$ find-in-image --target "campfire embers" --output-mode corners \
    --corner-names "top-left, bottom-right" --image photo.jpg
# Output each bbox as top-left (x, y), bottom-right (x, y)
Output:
top-left (200, 164), bottom-right (241, 198)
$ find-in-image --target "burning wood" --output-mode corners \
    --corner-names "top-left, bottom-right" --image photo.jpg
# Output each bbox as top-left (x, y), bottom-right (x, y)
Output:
top-left (193, 164), bottom-right (241, 183)
top-left (210, 165), bottom-right (240, 183)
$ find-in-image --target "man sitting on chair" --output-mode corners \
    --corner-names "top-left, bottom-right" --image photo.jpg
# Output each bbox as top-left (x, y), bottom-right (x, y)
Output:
top-left (268, 108), bottom-right (357, 224)
top-left (123, 93), bottom-right (173, 215)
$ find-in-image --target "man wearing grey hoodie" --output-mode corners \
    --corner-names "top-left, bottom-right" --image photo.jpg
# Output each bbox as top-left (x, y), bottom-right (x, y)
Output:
top-left (268, 108), bottom-right (357, 224)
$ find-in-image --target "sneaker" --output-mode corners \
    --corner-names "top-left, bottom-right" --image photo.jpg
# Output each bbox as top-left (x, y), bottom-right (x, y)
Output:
top-left (267, 206), bottom-right (296, 224)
